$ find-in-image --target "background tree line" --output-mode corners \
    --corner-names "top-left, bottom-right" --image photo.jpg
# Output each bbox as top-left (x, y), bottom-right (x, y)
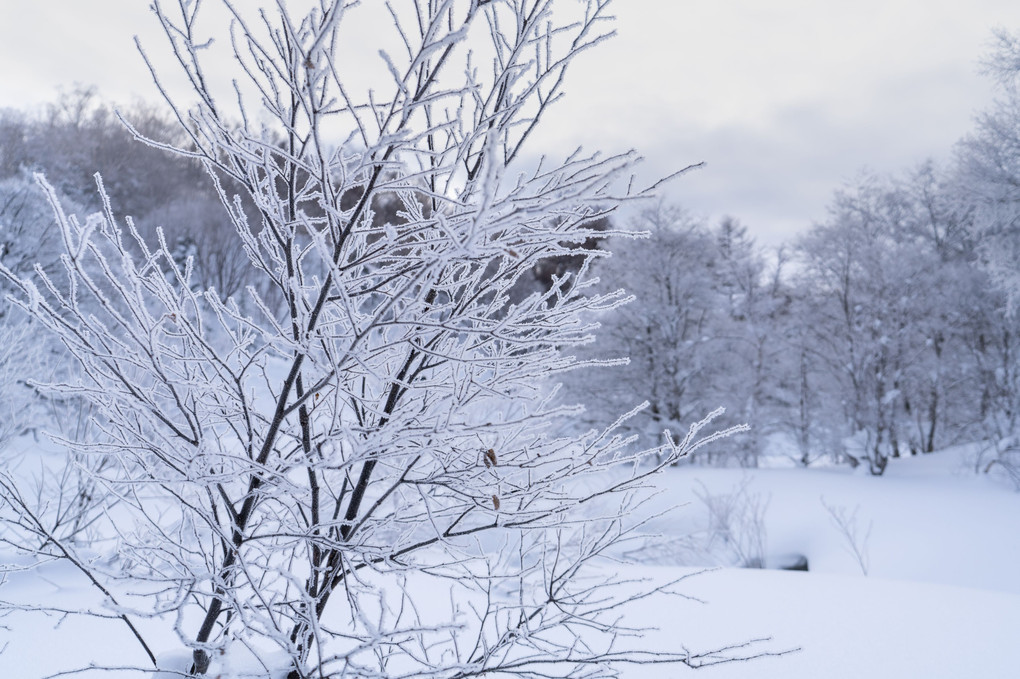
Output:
top-left (563, 31), bottom-right (1020, 478)
top-left (5, 28), bottom-right (1020, 481)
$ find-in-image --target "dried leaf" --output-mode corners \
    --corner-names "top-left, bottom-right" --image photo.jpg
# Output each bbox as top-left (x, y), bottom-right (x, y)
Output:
top-left (492, 495), bottom-right (500, 510)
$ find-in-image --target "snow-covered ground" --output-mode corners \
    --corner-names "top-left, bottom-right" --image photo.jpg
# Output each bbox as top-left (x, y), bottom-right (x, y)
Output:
top-left (614, 444), bottom-right (1020, 678)
top-left (3, 443), bottom-right (1018, 677)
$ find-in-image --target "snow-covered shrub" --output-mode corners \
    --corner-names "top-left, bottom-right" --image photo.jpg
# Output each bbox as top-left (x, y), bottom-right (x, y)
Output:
top-left (692, 479), bottom-right (770, 569)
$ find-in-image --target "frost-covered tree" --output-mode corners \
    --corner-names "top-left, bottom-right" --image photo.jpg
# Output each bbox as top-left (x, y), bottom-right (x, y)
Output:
top-left (562, 207), bottom-right (782, 466)
top-left (0, 172), bottom-right (84, 443)
top-left (563, 207), bottom-right (722, 456)
top-left (795, 167), bottom-right (994, 473)
top-left (0, 171), bottom-right (68, 288)
top-left (955, 29), bottom-right (1020, 480)
top-left (0, 1), bottom-right (759, 677)
top-left (708, 217), bottom-right (790, 466)
top-left (958, 29), bottom-right (1020, 308)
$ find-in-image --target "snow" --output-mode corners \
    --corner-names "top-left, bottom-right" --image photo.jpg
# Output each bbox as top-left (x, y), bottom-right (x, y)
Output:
top-left (628, 567), bottom-right (1020, 679)
top-left (3, 442), bottom-right (1019, 677)
top-left (611, 445), bottom-right (1020, 678)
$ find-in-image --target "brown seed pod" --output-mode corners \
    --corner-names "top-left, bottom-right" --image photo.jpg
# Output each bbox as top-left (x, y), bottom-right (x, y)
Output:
top-left (492, 495), bottom-right (500, 510)
top-left (484, 448), bottom-right (497, 467)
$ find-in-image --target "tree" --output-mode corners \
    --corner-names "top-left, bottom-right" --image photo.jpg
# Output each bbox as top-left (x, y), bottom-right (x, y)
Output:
top-left (958, 29), bottom-right (1020, 308)
top-left (0, 2), bottom-right (761, 677)
top-left (0, 172), bottom-right (85, 443)
top-left (795, 167), bottom-right (993, 473)
top-left (563, 206), bottom-right (723, 457)
top-left (561, 207), bottom-right (784, 467)
top-left (796, 174), bottom-right (925, 473)
top-left (709, 216), bottom-right (790, 467)
top-left (956, 29), bottom-right (1020, 481)
top-left (0, 171), bottom-right (68, 289)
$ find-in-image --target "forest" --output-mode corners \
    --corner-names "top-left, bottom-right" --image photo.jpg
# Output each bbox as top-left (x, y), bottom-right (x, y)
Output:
top-left (6, 73), bottom-right (1020, 480)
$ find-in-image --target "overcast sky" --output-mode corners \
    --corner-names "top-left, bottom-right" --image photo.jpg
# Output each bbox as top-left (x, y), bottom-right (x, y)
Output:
top-left (3, 1), bottom-right (1020, 244)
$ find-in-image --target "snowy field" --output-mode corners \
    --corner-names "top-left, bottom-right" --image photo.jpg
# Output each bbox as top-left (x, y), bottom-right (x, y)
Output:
top-left (623, 445), bottom-right (1020, 679)
top-left (3, 441), bottom-right (1018, 678)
